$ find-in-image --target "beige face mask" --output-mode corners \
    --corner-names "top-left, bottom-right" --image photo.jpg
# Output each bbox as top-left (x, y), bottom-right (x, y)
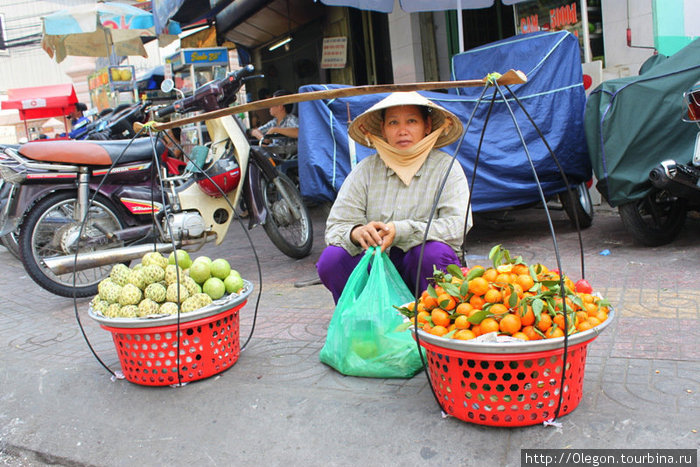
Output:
top-left (363, 119), bottom-right (452, 186)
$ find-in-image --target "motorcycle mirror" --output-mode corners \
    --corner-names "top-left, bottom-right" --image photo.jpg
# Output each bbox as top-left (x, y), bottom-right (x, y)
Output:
top-left (160, 79), bottom-right (175, 93)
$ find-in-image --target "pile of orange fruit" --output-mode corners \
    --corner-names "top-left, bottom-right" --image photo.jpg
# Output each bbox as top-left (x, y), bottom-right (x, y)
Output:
top-left (398, 245), bottom-right (610, 341)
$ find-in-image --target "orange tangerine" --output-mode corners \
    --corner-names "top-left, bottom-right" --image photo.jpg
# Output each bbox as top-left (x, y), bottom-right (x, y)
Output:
top-left (469, 294), bottom-right (486, 310)
top-left (536, 313), bottom-right (552, 332)
top-left (422, 294), bottom-right (438, 311)
top-left (494, 273), bottom-right (513, 285)
top-left (484, 288), bottom-right (502, 303)
top-left (520, 306), bottom-right (535, 326)
top-left (480, 317), bottom-right (500, 334)
top-left (499, 313), bottom-right (522, 335)
top-left (454, 314), bottom-right (470, 330)
top-left (455, 302), bottom-right (473, 316)
top-left (522, 325), bottom-right (542, 341)
top-left (468, 277), bottom-right (490, 296)
top-left (515, 274), bottom-right (535, 291)
top-left (482, 268), bottom-right (498, 283)
top-left (416, 311), bottom-right (430, 324)
top-left (489, 303), bottom-right (509, 316)
top-left (545, 327), bottom-right (565, 339)
top-left (431, 309), bottom-right (451, 328)
top-left (453, 329), bottom-right (476, 340)
top-left (437, 293), bottom-right (457, 311)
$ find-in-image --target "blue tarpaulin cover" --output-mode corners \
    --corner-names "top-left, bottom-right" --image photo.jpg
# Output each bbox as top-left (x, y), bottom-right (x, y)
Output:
top-left (298, 30), bottom-right (590, 211)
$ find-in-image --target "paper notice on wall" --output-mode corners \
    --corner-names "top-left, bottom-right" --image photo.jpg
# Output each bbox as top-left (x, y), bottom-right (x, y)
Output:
top-left (321, 37), bottom-right (347, 69)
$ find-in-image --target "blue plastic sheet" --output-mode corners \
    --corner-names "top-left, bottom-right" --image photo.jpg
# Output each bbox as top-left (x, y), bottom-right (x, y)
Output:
top-left (297, 30), bottom-right (591, 211)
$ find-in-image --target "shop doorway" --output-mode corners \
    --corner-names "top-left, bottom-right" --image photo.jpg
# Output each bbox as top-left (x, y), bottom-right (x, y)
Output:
top-left (348, 9), bottom-right (393, 85)
top-left (446, 5), bottom-right (516, 57)
top-left (258, 19), bottom-right (325, 95)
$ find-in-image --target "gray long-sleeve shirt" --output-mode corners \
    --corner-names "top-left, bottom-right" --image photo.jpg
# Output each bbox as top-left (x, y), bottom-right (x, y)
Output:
top-left (325, 149), bottom-right (472, 257)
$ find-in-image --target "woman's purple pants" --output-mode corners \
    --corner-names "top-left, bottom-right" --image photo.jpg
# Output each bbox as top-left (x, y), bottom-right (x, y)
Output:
top-left (316, 241), bottom-right (459, 304)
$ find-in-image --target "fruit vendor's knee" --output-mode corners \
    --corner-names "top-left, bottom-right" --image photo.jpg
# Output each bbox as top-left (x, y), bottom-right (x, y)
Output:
top-left (416, 241), bottom-right (459, 270)
top-left (316, 245), bottom-right (353, 281)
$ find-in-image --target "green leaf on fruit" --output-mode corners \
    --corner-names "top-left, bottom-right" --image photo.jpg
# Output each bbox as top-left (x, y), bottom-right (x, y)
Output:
top-left (466, 267), bottom-right (485, 281)
top-left (447, 264), bottom-right (464, 280)
top-left (468, 309), bottom-right (489, 324)
top-left (460, 280), bottom-right (470, 297)
top-left (427, 284), bottom-right (438, 298)
top-left (442, 282), bottom-right (461, 297)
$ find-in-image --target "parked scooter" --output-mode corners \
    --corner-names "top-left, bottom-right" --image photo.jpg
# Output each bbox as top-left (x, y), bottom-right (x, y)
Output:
top-left (0, 65), bottom-right (312, 297)
top-left (617, 81), bottom-right (700, 246)
top-left (78, 101), bottom-right (151, 140)
top-left (0, 103), bottom-right (151, 260)
top-left (0, 159), bottom-right (20, 259)
top-left (257, 134), bottom-right (300, 189)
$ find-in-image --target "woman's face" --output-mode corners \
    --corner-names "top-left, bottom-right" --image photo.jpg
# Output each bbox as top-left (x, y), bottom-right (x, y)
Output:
top-left (381, 105), bottom-right (431, 149)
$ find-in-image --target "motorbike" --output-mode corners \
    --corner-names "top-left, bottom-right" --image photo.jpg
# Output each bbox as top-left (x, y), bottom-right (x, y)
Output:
top-left (0, 64), bottom-right (313, 298)
top-left (256, 134), bottom-right (300, 190)
top-left (76, 101), bottom-right (151, 140)
top-left (0, 103), bottom-right (151, 261)
top-left (0, 150), bottom-right (20, 259)
top-left (617, 81), bottom-right (700, 246)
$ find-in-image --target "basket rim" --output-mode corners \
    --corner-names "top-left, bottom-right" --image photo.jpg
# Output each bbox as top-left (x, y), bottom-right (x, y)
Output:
top-left (88, 280), bottom-right (253, 329)
top-left (413, 307), bottom-right (615, 354)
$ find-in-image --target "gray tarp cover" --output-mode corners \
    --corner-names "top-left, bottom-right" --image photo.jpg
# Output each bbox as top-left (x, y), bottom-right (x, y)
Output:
top-left (584, 38), bottom-right (700, 207)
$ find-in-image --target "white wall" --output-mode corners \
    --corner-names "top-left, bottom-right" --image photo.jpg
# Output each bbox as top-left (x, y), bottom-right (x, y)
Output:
top-left (433, 12), bottom-right (452, 82)
top-left (601, 0), bottom-right (655, 79)
top-left (0, 0), bottom-right (180, 141)
top-left (387, 4), bottom-right (424, 83)
top-left (0, 0), bottom-right (94, 92)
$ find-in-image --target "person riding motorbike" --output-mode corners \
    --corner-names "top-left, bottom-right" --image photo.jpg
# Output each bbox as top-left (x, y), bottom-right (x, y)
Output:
top-left (250, 89), bottom-right (299, 145)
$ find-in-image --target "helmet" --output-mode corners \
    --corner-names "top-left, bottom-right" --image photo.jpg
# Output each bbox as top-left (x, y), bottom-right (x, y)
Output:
top-left (682, 81), bottom-right (700, 123)
top-left (196, 158), bottom-right (241, 197)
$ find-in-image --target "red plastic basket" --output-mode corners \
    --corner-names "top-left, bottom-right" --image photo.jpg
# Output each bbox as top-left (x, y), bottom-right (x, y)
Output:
top-left (100, 301), bottom-right (244, 386)
top-left (419, 337), bottom-right (593, 427)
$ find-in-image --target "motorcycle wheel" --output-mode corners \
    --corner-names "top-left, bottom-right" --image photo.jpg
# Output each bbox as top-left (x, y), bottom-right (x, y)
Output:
top-left (559, 182), bottom-right (594, 229)
top-left (0, 231), bottom-right (20, 260)
top-left (19, 191), bottom-right (127, 297)
top-left (260, 171), bottom-right (313, 258)
top-left (618, 189), bottom-right (687, 246)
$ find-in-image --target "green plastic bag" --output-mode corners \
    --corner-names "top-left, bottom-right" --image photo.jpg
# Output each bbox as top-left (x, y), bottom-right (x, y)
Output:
top-left (319, 247), bottom-right (423, 378)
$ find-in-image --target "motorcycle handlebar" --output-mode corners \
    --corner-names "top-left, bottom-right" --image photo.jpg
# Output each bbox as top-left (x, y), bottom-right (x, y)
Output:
top-left (155, 103), bottom-right (178, 118)
top-left (159, 64), bottom-right (257, 117)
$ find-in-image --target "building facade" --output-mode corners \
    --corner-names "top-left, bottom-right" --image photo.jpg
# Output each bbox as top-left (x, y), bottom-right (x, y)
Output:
top-left (0, 0), bottom-right (692, 144)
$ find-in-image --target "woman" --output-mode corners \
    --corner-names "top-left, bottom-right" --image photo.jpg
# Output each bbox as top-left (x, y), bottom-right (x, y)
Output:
top-left (317, 92), bottom-right (472, 303)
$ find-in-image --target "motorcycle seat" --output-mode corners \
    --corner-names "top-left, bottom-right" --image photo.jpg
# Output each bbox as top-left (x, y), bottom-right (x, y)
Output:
top-left (19, 138), bottom-right (166, 166)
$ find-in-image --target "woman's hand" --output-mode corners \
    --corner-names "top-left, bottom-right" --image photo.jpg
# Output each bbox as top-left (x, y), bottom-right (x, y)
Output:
top-left (251, 128), bottom-right (264, 140)
top-left (351, 221), bottom-right (396, 252)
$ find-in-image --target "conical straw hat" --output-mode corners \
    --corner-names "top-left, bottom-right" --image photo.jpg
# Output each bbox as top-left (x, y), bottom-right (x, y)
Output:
top-left (348, 91), bottom-right (462, 148)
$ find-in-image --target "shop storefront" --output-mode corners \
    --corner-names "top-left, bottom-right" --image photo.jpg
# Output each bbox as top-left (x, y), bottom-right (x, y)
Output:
top-left (0, 83), bottom-right (78, 141)
top-left (512, 0), bottom-right (603, 62)
top-left (88, 65), bottom-right (137, 112)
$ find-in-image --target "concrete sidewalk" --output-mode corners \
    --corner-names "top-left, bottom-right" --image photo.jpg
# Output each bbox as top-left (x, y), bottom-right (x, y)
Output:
top-left (0, 203), bottom-right (698, 466)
